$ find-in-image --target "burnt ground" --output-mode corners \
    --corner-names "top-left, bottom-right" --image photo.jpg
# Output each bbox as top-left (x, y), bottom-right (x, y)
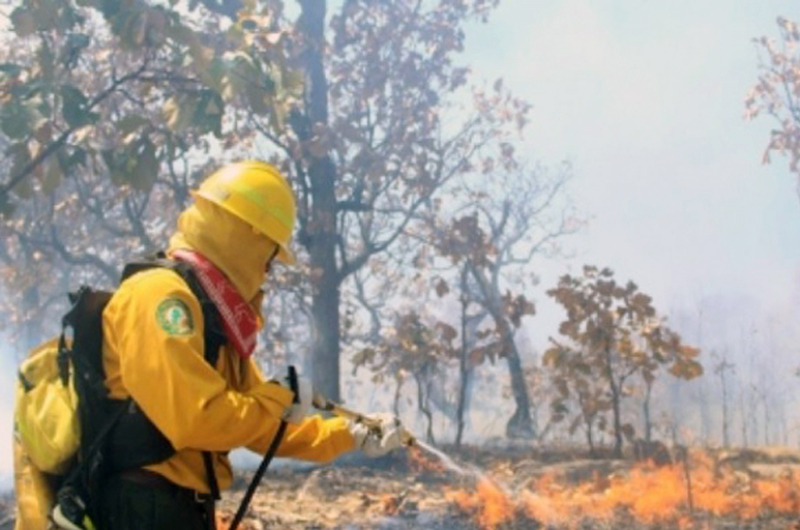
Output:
top-left (215, 446), bottom-right (800, 530)
top-left (6, 446), bottom-right (800, 529)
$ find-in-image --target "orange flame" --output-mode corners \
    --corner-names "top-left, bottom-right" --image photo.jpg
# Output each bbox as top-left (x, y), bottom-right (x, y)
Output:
top-left (447, 452), bottom-right (800, 529)
top-left (447, 478), bottom-right (515, 529)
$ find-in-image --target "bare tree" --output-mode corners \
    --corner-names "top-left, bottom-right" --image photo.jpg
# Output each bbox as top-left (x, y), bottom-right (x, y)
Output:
top-left (712, 351), bottom-right (735, 447)
top-left (426, 163), bottom-right (578, 438)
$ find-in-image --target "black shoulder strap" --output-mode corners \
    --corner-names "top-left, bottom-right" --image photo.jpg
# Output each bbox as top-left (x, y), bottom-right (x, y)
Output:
top-left (121, 253), bottom-right (224, 502)
top-left (61, 255), bottom-right (227, 508)
top-left (61, 287), bottom-right (116, 446)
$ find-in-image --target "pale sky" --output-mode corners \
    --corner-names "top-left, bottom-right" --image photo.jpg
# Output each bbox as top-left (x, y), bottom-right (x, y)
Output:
top-left (461, 1), bottom-right (800, 346)
top-left (4, 1), bottom-right (800, 484)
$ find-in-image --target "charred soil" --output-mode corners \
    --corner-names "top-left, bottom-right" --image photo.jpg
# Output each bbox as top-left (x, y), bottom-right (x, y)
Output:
top-left (5, 446), bottom-right (800, 529)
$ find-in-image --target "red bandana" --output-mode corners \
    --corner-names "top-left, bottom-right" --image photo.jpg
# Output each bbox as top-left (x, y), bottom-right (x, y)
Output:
top-left (172, 249), bottom-right (258, 358)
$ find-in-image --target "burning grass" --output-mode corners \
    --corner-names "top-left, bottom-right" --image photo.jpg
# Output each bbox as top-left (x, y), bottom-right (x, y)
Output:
top-left (5, 445), bottom-right (799, 529)
top-left (446, 451), bottom-right (800, 530)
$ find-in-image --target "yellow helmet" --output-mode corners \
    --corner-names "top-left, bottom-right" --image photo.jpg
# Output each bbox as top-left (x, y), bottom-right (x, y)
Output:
top-left (192, 160), bottom-right (296, 263)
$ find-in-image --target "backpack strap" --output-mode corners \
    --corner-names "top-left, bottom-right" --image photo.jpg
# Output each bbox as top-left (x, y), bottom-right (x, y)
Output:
top-left (61, 287), bottom-right (116, 447)
top-left (121, 254), bottom-right (224, 504)
top-left (58, 255), bottom-right (229, 524)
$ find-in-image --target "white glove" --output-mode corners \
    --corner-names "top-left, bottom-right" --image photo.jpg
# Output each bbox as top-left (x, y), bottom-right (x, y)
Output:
top-left (280, 373), bottom-right (312, 424)
top-left (348, 413), bottom-right (405, 457)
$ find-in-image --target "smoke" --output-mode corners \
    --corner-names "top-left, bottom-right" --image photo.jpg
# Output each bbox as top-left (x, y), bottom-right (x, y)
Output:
top-left (0, 345), bottom-right (16, 492)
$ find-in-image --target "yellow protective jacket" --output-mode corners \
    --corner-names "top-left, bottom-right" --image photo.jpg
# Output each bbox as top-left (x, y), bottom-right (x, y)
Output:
top-left (102, 267), bottom-right (354, 493)
top-left (101, 198), bottom-right (354, 493)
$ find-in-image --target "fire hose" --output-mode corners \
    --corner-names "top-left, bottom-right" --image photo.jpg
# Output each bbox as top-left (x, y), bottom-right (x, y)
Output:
top-left (228, 385), bottom-right (415, 530)
top-left (311, 392), bottom-right (416, 447)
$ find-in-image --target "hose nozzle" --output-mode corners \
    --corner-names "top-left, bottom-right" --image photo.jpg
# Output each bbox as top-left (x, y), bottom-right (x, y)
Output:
top-left (312, 393), bottom-right (416, 447)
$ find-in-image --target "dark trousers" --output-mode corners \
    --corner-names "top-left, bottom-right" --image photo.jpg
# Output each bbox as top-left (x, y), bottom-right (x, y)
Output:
top-left (100, 473), bottom-right (212, 530)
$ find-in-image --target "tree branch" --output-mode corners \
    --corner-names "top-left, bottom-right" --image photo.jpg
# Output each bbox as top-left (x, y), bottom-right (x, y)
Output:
top-left (0, 61), bottom-right (150, 202)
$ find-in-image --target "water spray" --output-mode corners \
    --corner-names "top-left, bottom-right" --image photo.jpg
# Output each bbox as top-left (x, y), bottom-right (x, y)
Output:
top-left (311, 391), bottom-right (521, 527)
top-left (311, 392), bottom-right (487, 480)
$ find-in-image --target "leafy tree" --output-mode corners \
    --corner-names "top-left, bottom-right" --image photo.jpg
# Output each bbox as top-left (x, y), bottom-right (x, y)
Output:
top-left (352, 309), bottom-right (458, 444)
top-left (0, 0), bottom-right (297, 347)
top-left (746, 16), bottom-right (800, 200)
top-left (637, 318), bottom-right (702, 443)
top-left (0, 0), bottom-right (528, 412)
top-left (255, 0), bottom-right (528, 401)
top-left (0, 0), bottom-right (293, 204)
top-left (544, 337), bottom-right (610, 456)
top-left (545, 266), bottom-right (702, 458)
top-left (544, 319), bottom-right (695, 453)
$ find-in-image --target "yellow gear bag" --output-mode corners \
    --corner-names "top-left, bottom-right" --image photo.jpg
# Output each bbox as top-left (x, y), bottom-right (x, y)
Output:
top-left (13, 435), bottom-right (55, 530)
top-left (14, 338), bottom-right (80, 475)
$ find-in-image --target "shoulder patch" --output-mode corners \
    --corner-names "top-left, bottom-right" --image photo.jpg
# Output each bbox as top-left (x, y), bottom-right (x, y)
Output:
top-left (156, 298), bottom-right (195, 336)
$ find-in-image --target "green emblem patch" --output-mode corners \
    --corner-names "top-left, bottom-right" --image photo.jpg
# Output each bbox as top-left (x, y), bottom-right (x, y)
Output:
top-left (156, 298), bottom-right (194, 336)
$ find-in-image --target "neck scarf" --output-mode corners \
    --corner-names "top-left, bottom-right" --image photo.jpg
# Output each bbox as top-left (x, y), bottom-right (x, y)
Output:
top-left (173, 249), bottom-right (258, 358)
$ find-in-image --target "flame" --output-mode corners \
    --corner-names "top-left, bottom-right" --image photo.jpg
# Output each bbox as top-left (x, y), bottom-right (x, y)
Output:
top-left (447, 451), bottom-right (800, 529)
top-left (447, 478), bottom-right (515, 529)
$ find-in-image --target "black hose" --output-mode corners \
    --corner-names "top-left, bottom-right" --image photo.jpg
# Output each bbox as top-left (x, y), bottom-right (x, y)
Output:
top-left (229, 366), bottom-right (298, 530)
top-left (228, 419), bottom-right (289, 530)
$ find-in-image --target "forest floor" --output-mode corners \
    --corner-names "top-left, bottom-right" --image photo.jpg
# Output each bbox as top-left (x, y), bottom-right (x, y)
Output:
top-left (214, 444), bottom-right (800, 530)
top-left (5, 444), bottom-right (800, 529)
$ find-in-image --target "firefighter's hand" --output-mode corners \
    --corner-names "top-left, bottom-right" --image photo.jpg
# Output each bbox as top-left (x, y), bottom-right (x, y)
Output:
top-left (279, 372), bottom-right (312, 424)
top-left (348, 413), bottom-right (405, 457)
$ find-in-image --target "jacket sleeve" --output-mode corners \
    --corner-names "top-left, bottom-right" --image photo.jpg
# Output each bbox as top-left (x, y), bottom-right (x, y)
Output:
top-left (241, 357), bottom-right (355, 463)
top-left (104, 270), bottom-right (294, 452)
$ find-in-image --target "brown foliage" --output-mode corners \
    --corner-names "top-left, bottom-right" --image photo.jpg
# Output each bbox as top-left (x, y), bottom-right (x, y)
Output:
top-left (545, 266), bottom-right (702, 456)
top-left (746, 16), bottom-right (800, 198)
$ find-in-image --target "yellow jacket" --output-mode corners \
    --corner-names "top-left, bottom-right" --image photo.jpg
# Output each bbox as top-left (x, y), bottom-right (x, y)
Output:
top-left (101, 198), bottom-right (355, 493)
top-left (102, 267), bottom-right (354, 493)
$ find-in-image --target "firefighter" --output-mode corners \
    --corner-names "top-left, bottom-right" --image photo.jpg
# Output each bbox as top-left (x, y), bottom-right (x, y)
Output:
top-left (96, 160), bottom-right (405, 530)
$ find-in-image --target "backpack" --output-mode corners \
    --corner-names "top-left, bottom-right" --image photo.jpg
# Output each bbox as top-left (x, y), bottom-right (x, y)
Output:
top-left (14, 257), bottom-right (225, 530)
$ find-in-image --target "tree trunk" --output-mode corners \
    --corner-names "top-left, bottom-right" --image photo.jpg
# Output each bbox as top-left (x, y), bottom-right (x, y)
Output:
top-left (505, 342), bottom-right (534, 439)
top-left (468, 263), bottom-right (534, 439)
top-left (610, 384), bottom-right (623, 458)
top-left (455, 275), bottom-right (469, 448)
top-left (720, 368), bottom-right (729, 447)
top-left (604, 349), bottom-right (623, 458)
top-left (643, 380), bottom-right (653, 443)
top-left (392, 379), bottom-right (403, 417)
top-left (584, 415), bottom-right (596, 458)
top-left (750, 391), bottom-right (759, 447)
top-left (740, 392), bottom-right (748, 447)
top-left (310, 275), bottom-right (340, 401)
top-left (415, 371), bottom-right (435, 445)
top-left (298, 0), bottom-right (341, 401)
top-left (763, 392), bottom-right (771, 446)
top-left (455, 365), bottom-right (469, 447)
top-left (699, 383), bottom-right (712, 443)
